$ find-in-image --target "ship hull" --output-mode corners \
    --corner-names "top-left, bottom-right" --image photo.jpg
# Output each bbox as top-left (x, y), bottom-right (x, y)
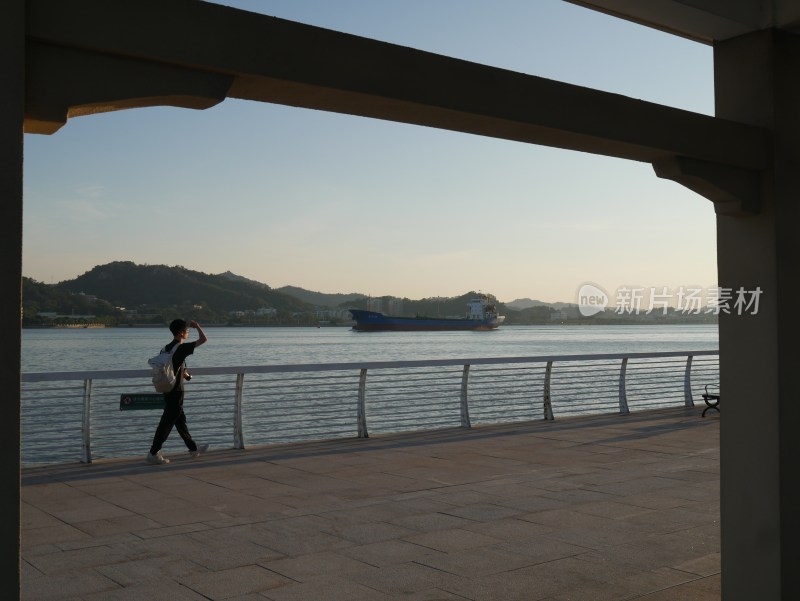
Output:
top-left (349, 309), bottom-right (503, 332)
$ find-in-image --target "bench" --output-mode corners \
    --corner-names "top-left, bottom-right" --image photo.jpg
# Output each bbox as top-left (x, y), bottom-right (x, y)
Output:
top-left (701, 384), bottom-right (720, 417)
top-left (119, 393), bottom-right (165, 411)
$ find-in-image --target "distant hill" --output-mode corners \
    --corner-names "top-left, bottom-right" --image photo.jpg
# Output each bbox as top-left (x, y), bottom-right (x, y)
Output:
top-left (217, 271), bottom-right (269, 290)
top-left (277, 285), bottom-right (367, 307)
top-left (505, 297), bottom-right (575, 311)
top-left (57, 262), bottom-right (309, 313)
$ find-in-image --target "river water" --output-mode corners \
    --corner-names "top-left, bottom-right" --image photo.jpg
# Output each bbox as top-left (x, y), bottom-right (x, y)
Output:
top-left (22, 324), bottom-right (718, 373)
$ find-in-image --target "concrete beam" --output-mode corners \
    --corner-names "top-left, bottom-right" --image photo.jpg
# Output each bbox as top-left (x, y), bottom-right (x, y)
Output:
top-left (25, 42), bottom-right (232, 135)
top-left (566, 0), bottom-right (800, 44)
top-left (653, 155), bottom-right (762, 215)
top-left (26, 0), bottom-right (768, 177)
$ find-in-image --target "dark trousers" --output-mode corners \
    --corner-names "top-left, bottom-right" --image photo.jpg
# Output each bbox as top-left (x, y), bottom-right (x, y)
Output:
top-left (149, 391), bottom-right (198, 455)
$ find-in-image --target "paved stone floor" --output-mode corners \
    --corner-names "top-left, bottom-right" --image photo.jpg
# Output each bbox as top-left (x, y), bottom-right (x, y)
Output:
top-left (22, 407), bottom-right (720, 601)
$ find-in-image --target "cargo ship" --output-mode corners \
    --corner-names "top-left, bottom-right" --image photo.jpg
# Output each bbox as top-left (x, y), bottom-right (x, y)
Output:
top-left (349, 296), bottom-right (505, 332)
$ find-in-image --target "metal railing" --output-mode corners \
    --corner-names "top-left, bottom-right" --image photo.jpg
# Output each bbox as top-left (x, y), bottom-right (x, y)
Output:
top-left (21, 350), bottom-right (719, 465)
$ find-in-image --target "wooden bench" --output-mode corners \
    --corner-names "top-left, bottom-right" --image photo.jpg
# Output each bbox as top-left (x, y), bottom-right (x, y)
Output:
top-left (119, 393), bottom-right (165, 411)
top-left (701, 384), bottom-right (720, 417)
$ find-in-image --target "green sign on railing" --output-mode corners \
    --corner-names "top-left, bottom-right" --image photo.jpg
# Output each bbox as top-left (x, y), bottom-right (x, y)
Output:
top-left (119, 393), bottom-right (165, 411)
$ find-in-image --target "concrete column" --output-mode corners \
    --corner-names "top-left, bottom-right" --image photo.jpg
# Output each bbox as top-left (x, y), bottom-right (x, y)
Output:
top-left (715, 29), bottom-right (800, 600)
top-left (0, 0), bottom-right (24, 599)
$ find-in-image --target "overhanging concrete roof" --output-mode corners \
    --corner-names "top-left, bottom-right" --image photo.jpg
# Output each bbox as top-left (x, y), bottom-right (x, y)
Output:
top-left (23, 0), bottom-right (771, 212)
top-left (566, 0), bottom-right (800, 44)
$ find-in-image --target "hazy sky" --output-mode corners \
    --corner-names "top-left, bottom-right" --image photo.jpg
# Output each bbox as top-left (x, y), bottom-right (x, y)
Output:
top-left (22, 0), bottom-right (717, 304)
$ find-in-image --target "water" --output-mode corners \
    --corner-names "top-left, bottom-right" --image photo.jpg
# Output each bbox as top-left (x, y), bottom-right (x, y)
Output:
top-left (22, 324), bottom-right (718, 373)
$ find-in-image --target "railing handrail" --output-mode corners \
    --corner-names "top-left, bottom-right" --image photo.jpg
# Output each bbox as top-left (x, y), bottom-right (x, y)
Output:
top-left (22, 350), bottom-right (719, 382)
top-left (22, 349), bottom-right (721, 465)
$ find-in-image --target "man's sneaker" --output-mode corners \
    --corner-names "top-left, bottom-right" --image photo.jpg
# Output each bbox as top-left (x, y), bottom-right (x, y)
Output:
top-left (146, 451), bottom-right (170, 465)
top-left (189, 443), bottom-right (209, 459)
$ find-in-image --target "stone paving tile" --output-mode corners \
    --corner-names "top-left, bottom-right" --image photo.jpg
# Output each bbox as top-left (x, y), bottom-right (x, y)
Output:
top-left (340, 539), bottom-right (446, 567)
top-left (94, 489), bottom-right (189, 514)
top-left (420, 488), bottom-right (504, 507)
top-left (68, 477), bottom-right (152, 496)
top-left (673, 552), bottom-right (720, 577)
top-left (444, 568), bottom-right (583, 601)
top-left (249, 528), bottom-right (355, 557)
top-left (416, 545), bottom-right (540, 577)
top-left (494, 534), bottom-right (592, 564)
top-left (577, 536), bottom-right (716, 574)
top-left (25, 541), bottom-right (151, 576)
top-left (438, 502), bottom-right (525, 522)
top-left (146, 505), bottom-right (229, 527)
top-left (179, 564), bottom-right (291, 599)
top-left (590, 476), bottom-right (687, 497)
top-left (546, 566), bottom-right (703, 601)
top-left (618, 491), bottom-right (694, 511)
top-left (570, 499), bottom-right (657, 520)
top-left (33, 495), bottom-right (135, 524)
top-left (404, 528), bottom-right (501, 553)
top-left (260, 550), bottom-right (377, 581)
top-left (461, 517), bottom-right (555, 542)
top-left (397, 589), bottom-right (472, 601)
top-left (320, 499), bottom-right (451, 525)
top-left (269, 491), bottom-right (344, 509)
top-left (348, 561), bottom-right (467, 596)
top-left (22, 568), bottom-right (120, 601)
top-left (320, 520), bottom-right (417, 545)
top-left (133, 522), bottom-right (211, 540)
top-left (537, 487), bottom-right (621, 506)
top-left (21, 502), bottom-right (64, 529)
top-left (491, 492), bottom-right (566, 513)
top-left (71, 514), bottom-right (163, 537)
top-left (93, 556), bottom-right (209, 587)
top-left (389, 511), bottom-right (475, 533)
top-left (23, 523), bottom-right (92, 548)
top-left (132, 528), bottom-right (285, 572)
top-left (82, 580), bottom-right (210, 600)
top-left (514, 555), bottom-right (650, 589)
top-left (21, 481), bottom-right (90, 504)
top-left (193, 492), bottom-right (291, 520)
top-left (261, 575), bottom-right (391, 601)
top-left (634, 574), bottom-right (720, 601)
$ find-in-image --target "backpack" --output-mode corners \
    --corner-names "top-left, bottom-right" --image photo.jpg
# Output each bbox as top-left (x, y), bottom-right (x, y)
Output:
top-left (147, 343), bottom-right (181, 393)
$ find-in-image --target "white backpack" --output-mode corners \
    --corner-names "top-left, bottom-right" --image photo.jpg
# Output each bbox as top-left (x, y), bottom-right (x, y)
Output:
top-left (147, 343), bottom-right (181, 393)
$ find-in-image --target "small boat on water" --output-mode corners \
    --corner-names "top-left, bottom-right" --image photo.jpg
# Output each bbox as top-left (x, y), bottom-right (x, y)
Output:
top-left (349, 296), bottom-right (505, 332)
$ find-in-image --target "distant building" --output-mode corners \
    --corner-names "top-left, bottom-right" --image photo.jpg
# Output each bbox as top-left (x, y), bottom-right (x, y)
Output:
top-left (387, 298), bottom-right (403, 315)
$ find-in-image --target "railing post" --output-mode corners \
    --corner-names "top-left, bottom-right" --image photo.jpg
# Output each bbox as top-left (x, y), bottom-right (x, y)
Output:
top-left (460, 364), bottom-right (471, 428)
top-left (684, 355), bottom-right (695, 407)
top-left (357, 368), bottom-right (369, 438)
top-left (619, 357), bottom-right (630, 415)
top-left (543, 361), bottom-right (554, 421)
top-left (233, 373), bottom-right (245, 449)
top-left (80, 378), bottom-right (92, 463)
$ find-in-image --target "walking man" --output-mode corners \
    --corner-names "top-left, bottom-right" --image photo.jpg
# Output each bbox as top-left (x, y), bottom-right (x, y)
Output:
top-left (146, 319), bottom-right (208, 465)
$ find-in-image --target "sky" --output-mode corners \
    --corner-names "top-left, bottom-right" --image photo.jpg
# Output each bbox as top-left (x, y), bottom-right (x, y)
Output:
top-left (22, 0), bottom-right (717, 304)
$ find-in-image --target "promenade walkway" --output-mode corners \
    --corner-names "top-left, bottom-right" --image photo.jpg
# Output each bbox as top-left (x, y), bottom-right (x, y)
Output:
top-left (22, 407), bottom-right (720, 601)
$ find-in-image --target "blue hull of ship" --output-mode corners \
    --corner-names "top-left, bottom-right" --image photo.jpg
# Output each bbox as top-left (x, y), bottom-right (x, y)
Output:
top-left (349, 309), bottom-right (501, 331)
